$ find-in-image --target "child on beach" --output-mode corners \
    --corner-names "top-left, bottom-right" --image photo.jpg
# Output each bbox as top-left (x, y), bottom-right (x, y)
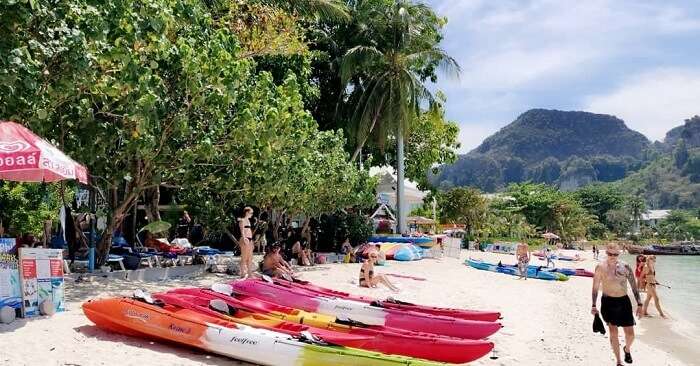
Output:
top-left (591, 243), bottom-right (643, 366)
top-left (359, 250), bottom-right (399, 292)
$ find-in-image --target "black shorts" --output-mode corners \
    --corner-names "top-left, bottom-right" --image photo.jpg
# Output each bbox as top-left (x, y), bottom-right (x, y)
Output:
top-left (601, 295), bottom-right (635, 327)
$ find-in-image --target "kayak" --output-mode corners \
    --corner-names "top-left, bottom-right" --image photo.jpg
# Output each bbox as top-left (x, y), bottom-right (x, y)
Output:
top-left (230, 279), bottom-right (502, 339)
top-left (83, 297), bottom-right (444, 366)
top-left (533, 252), bottom-right (583, 262)
top-left (278, 279), bottom-right (501, 322)
top-left (498, 263), bottom-right (591, 278)
top-left (465, 259), bottom-right (568, 281)
top-left (162, 288), bottom-right (494, 363)
top-left (369, 236), bottom-right (433, 245)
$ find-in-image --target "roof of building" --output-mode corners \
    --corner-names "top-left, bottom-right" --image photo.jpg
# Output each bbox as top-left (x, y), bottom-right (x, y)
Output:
top-left (641, 210), bottom-right (672, 221)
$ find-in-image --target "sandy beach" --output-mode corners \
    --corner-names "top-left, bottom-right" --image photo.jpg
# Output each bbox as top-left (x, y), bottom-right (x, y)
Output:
top-left (0, 249), bottom-right (696, 366)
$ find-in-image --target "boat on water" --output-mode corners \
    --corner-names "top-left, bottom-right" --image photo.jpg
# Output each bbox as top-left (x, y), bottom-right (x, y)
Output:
top-left (627, 242), bottom-right (700, 256)
top-left (644, 244), bottom-right (700, 256)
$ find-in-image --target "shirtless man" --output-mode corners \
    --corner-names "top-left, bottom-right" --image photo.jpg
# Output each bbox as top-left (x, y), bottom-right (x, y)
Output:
top-left (515, 242), bottom-right (531, 280)
top-left (261, 244), bottom-right (294, 280)
top-left (591, 243), bottom-right (643, 366)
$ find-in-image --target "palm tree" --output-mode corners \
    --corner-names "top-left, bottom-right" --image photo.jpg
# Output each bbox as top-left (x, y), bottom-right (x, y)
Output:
top-left (340, 0), bottom-right (459, 232)
top-left (267, 0), bottom-right (350, 22)
top-left (626, 197), bottom-right (646, 235)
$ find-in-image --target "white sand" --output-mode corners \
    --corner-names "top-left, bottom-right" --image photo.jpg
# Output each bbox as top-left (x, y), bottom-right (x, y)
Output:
top-left (0, 250), bottom-right (695, 366)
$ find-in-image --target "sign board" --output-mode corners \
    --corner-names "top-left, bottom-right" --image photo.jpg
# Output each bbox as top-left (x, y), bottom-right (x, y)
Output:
top-left (18, 248), bottom-right (65, 317)
top-left (0, 238), bottom-right (21, 312)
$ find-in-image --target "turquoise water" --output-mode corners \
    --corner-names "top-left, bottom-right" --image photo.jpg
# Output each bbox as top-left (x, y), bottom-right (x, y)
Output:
top-left (622, 254), bottom-right (700, 331)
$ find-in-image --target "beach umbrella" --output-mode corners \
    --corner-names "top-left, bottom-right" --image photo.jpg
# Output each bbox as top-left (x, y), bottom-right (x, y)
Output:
top-left (542, 232), bottom-right (559, 240)
top-left (139, 220), bottom-right (171, 234)
top-left (0, 121), bottom-right (88, 183)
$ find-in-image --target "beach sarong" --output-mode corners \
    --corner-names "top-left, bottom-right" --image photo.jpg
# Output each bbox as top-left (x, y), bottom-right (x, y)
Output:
top-left (601, 295), bottom-right (635, 327)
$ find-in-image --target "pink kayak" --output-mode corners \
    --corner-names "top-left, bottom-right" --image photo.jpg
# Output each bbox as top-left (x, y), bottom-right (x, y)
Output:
top-left (164, 288), bottom-right (495, 363)
top-left (231, 279), bottom-right (502, 339)
top-left (279, 279), bottom-right (501, 322)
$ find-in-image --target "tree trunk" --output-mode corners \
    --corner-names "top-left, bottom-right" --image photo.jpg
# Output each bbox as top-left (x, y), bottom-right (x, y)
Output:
top-left (95, 191), bottom-right (139, 266)
top-left (396, 127), bottom-right (406, 234)
top-left (144, 186), bottom-right (161, 222)
top-left (301, 217), bottom-right (311, 244)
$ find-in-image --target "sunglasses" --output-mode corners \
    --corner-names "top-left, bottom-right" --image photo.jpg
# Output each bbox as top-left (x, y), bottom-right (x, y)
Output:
top-left (606, 252), bottom-right (620, 257)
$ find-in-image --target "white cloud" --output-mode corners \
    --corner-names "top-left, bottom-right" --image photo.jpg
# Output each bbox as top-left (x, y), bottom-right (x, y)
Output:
top-left (583, 68), bottom-right (700, 141)
top-left (436, 0), bottom-right (700, 93)
top-left (457, 122), bottom-right (499, 153)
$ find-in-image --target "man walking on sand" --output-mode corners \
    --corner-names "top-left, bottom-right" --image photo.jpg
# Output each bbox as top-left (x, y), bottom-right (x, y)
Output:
top-left (592, 243), bottom-right (643, 366)
top-left (516, 242), bottom-right (530, 280)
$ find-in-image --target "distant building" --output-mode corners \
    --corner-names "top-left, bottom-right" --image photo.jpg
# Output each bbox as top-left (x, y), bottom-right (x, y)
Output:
top-left (370, 166), bottom-right (428, 213)
top-left (641, 210), bottom-right (671, 228)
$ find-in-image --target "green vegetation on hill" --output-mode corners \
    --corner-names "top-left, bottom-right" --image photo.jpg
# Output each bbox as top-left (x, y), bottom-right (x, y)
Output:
top-left (614, 149), bottom-right (700, 209)
top-left (431, 109), bottom-right (651, 192)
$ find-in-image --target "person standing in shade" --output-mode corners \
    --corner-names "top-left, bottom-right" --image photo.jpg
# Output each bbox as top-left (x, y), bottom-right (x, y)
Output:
top-left (591, 243), bottom-right (643, 366)
top-left (238, 207), bottom-right (255, 279)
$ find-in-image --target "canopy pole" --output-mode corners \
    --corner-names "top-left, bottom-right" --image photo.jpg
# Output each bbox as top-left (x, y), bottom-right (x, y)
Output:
top-left (87, 186), bottom-right (96, 272)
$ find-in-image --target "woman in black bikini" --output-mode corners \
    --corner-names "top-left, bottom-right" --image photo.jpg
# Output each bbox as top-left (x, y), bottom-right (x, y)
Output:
top-left (238, 207), bottom-right (255, 279)
top-left (641, 255), bottom-right (666, 318)
top-left (359, 251), bottom-right (399, 292)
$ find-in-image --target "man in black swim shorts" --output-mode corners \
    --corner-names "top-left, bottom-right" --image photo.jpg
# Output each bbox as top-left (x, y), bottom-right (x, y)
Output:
top-left (591, 243), bottom-right (643, 366)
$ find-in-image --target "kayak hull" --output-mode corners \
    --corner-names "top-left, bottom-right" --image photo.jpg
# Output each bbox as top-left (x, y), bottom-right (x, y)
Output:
top-left (162, 289), bottom-right (494, 364)
top-left (280, 279), bottom-right (501, 322)
top-left (466, 259), bottom-right (567, 281)
top-left (231, 279), bottom-right (502, 339)
top-left (82, 298), bottom-right (443, 366)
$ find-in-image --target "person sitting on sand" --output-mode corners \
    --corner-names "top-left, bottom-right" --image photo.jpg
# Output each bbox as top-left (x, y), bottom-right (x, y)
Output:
top-left (634, 255), bottom-right (646, 292)
top-left (516, 242), bottom-right (531, 280)
top-left (299, 241), bottom-right (313, 266)
top-left (641, 255), bottom-right (666, 318)
top-left (359, 250), bottom-right (399, 292)
top-left (261, 244), bottom-right (294, 280)
top-left (591, 243), bottom-right (643, 366)
top-left (374, 244), bottom-right (386, 265)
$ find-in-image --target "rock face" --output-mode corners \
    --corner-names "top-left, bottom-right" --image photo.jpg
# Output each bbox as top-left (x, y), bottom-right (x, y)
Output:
top-left (431, 109), bottom-right (650, 191)
top-left (664, 116), bottom-right (700, 149)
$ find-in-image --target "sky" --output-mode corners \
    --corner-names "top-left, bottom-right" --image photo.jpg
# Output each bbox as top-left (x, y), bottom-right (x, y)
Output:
top-left (425, 0), bottom-right (700, 152)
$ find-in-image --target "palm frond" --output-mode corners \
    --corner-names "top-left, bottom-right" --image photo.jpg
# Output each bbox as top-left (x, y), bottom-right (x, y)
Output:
top-left (269, 0), bottom-right (351, 22)
top-left (340, 46), bottom-right (384, 84)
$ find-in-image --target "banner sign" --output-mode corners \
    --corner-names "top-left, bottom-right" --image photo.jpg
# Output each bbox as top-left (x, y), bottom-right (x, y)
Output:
top-left (18, 248), bottom-right (65, 317)
top-left (0, 238), bottom-right (21, 311)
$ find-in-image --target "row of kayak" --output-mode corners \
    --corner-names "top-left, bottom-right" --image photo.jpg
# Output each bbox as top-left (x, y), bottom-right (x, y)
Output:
top-left (83, 278), bottom-right (502, 365)
top-left (465, 259), bottom-right (594, 281)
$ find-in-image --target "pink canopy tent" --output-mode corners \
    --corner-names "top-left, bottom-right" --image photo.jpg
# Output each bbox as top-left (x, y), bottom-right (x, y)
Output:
top-left (0, 121), bottom-right (88, 184)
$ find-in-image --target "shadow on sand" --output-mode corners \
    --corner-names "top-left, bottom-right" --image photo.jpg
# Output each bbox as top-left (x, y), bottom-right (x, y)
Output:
top-left (75, 325), bottom-right (256, 366)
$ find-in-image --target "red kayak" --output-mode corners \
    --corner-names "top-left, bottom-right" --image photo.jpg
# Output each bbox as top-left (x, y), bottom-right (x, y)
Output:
top-left (231, 279), bottom-right (502, 339)
top-left (159, 289), bottom-right (494, 363)
top-left (280, 279), bottom-right (501, 322)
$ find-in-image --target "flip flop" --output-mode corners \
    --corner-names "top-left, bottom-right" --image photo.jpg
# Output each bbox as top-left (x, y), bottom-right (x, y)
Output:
top-left (623, 346), bottom-right (633, 364)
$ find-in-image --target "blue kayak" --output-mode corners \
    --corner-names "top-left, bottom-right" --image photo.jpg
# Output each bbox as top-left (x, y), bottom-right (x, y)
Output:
top-left (465, 259), bottom-right (568, 281)
top-left (369, 236), bottom-right (434, 244)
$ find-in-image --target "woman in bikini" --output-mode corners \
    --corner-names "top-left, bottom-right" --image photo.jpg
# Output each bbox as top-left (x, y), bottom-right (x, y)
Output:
top-left (359, 251), bottom-right (399, 292)
top-left (238, 207), bottom-right (255, 279)
top-left (634, 255), bottom-right (646, 292)
top-left (641, 255), bottom-right (666, 318)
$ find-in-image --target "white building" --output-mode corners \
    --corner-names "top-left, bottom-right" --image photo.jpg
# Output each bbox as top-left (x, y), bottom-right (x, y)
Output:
top-left (641, 210), bottom-right (671, 228)
top-left (370, 166), bottom-right (428, 213)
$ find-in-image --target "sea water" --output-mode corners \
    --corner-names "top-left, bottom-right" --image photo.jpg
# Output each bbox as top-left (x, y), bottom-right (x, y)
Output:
top-left (622, 254), bottom-right (700, 333)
